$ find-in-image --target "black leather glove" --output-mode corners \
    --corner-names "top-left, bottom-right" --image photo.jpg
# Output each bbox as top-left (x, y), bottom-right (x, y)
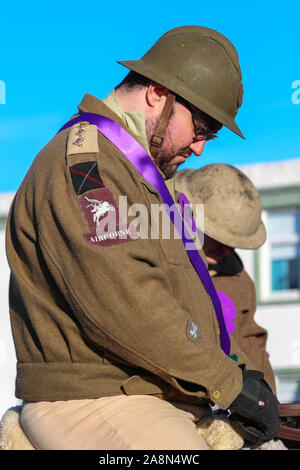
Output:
top-left (230, 370), bottom-right (281, 445)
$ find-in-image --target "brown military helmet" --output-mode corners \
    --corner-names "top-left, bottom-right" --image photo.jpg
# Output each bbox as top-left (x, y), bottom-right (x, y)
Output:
top-left (118, 26), bottom-right (244, 139)
top-left (174, 164), bottom-right (266, 249)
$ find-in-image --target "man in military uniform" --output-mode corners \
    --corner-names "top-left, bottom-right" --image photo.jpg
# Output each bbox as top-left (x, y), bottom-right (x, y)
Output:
top-left (6, 26), bottom-right (280, 449)
top-left (174, 164), bottom-right (277, 394)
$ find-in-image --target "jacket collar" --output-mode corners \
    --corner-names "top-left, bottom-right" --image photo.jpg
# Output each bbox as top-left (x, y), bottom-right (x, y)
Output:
top-left (77, 92), bottom-right (169, 183)
top-left (77, 93), bottom-right (125, 128)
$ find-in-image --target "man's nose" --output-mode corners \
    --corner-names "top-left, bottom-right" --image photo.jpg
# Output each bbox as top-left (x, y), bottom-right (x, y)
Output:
top-left (189, 140), bottom-right (206, 156)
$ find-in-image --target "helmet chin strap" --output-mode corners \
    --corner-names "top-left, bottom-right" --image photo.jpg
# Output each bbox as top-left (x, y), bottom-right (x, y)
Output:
top-left (150, 92), bottom-right (175, 159)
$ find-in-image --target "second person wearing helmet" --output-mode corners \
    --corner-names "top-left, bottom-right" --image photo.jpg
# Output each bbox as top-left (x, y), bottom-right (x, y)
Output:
top-left (174, 164), bottom-right (277, 393)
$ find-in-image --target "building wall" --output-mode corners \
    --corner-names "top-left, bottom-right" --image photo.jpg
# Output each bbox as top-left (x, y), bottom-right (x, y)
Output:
top-left (238, 158), bottom-right (300, 402)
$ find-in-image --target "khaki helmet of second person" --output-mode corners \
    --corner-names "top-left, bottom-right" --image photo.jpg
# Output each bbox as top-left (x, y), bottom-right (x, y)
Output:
top-left (118, 25), bottom-right (244, 138)
top-left (174, 164), bottom-right (266, 249)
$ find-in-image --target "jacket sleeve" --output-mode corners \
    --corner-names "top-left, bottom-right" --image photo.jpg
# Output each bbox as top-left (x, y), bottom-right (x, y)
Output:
top-left (229, 336), bottom-right (256, 369)
top-left (234, 307), bottom-right (277, 393)
top-left (212, 263), bottom-right (276, 394)
top-left (37, 147), bottom-right (242, 409)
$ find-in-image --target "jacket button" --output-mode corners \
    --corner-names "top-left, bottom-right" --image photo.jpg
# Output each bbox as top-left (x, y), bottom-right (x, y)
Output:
top-left (213, 390), bottom-right (220, 399)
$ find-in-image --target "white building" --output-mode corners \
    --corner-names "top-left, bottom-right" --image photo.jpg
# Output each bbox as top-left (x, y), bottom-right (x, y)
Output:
top-left (0, 158), bottom-right (299, 419)
top-left (237, 158), bottom-right (300, 403)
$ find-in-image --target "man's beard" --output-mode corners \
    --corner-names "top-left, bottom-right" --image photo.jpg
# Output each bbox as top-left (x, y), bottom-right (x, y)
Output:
top-left (145, 116), bottom-right (191, 179)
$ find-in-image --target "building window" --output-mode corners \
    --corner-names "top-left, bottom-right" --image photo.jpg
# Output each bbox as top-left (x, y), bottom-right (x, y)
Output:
top-left (275, 370), bottom-right (300, 403)
top-left (269, 209), bottom-right (300, 292)
top-left (259, 207), bottom-right (300, 302)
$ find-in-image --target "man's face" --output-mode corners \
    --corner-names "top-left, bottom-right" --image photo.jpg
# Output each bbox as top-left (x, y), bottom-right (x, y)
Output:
top-left (202, 234), bottom-right (234, 265)
top-left (146, 100), bottom-right (221, 179)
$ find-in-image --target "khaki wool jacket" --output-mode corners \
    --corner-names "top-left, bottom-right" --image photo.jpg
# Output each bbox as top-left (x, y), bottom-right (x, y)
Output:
top-left (6, 93), bottom-right (243, 410)
top-left (211, 252), bottom-right (276, 394)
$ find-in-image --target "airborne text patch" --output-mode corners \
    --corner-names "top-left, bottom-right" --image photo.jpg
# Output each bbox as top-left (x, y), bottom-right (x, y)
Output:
top-left (77, 188), bottom-right (138, 247)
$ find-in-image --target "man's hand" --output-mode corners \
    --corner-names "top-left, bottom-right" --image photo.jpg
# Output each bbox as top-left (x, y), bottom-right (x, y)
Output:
top-left (229, 370), bottom-right (281, 445)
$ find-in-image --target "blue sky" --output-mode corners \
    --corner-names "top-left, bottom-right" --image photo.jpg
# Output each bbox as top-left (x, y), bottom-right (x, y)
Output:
top-left (1, 0), bottom-right (300, 192)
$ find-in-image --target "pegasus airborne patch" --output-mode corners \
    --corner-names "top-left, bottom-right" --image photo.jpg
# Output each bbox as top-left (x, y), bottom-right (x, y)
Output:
top-left (77, 188), bottom-right (138, 247)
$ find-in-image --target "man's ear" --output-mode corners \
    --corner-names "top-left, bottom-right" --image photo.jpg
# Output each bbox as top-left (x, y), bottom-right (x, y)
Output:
top-left (146, 83), bottom-right (169, 107)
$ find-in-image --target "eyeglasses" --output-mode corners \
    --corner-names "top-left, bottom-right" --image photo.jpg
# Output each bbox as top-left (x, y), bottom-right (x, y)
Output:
top-left (190, 108), bottom-right (218, 142)
top-left (175, 95), bottom-right (219, 142)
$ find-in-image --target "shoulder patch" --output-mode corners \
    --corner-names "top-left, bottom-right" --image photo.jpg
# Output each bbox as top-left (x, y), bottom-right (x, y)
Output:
top-left (67, 121), bottom-right (99, 156)
top-left (70, 161), bottom-right (105, 195)
top-left (77, 188), bottom-right (138, 247)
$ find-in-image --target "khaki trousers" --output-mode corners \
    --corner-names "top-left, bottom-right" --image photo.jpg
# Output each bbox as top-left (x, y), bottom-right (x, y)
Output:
top-left (21, 395), bottom-right (211, 450)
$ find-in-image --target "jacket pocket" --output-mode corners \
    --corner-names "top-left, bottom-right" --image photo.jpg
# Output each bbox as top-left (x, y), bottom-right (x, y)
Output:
top-left (141, 181), bottom-right (184, 265)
